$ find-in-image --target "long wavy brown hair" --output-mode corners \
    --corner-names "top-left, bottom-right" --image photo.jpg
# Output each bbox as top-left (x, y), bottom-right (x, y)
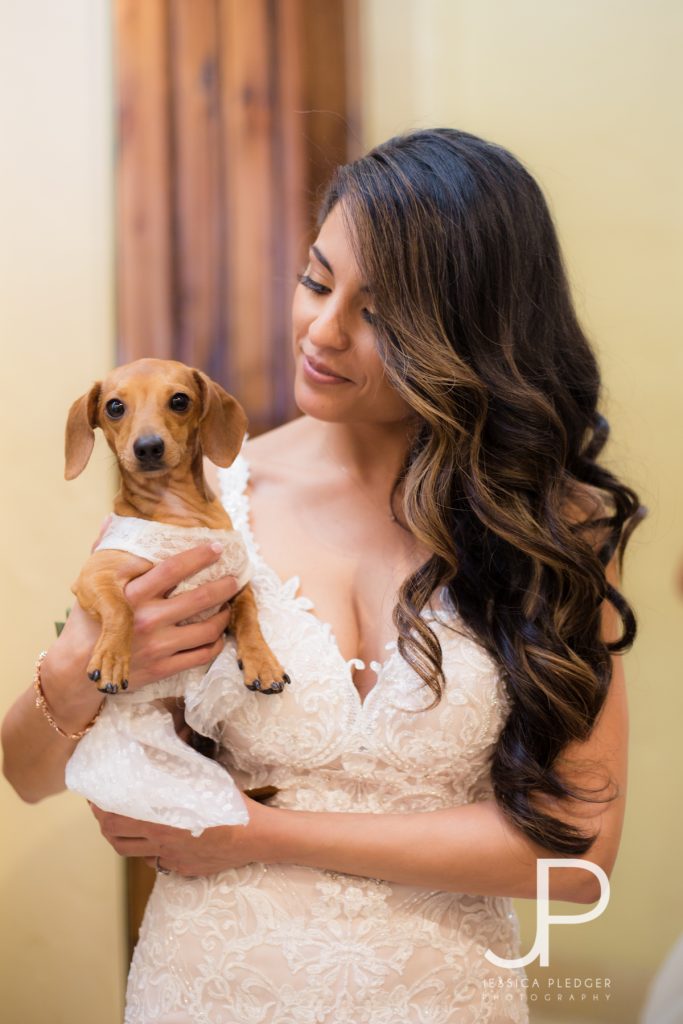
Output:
top-left (317, 128), bottom-right (646, 855)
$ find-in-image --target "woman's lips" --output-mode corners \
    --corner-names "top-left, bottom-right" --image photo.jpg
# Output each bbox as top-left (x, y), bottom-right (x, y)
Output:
top-left (302, 354), bottom-right (351, 385)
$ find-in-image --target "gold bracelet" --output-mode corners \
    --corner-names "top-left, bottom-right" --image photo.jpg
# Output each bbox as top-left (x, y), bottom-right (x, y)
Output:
top-left (33, 650), bottom-right (105, 740)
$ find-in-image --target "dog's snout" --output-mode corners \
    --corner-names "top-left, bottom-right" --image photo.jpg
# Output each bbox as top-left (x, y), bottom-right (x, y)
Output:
top-left (134, 434), bottom-right (165, 465)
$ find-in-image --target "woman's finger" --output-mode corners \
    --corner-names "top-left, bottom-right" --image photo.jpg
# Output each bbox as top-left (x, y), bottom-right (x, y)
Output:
top-left (137, 636), bottom-right (226, 683)
top-left (142, 577), bottom-right (238, 632)
top-left (109, 837), bottom-right (159, 857)
top-left (93, 807), bottom-right (160, 841)
top-left (155, 608), bottom-right (232, 657)
top-left (125, 543), bottom-right (225, 606)
top-left (139, 606), bottom-right (232, 671)
top-left (129, 580), bottom-right (234, 642)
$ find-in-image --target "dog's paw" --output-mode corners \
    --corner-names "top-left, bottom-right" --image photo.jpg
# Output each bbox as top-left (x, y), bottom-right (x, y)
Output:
top-left (87, 638), bottom-right (130, 695)
top-left (239, 651), bottom-right (291, 695)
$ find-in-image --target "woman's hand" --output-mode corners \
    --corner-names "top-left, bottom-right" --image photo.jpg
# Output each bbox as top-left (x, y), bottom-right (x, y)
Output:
top-left (89, 794), bottom-right (273, 877)
top-left (42, 533), bottom-right (239, 713)
top-left (2, 525), bottom-right (240, 804)
top-left (120, 543), bottom-right (237, 692)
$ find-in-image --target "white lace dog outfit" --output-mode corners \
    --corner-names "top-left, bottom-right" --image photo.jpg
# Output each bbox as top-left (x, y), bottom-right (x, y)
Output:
top-left (65, 514), bottom-right (252, 835)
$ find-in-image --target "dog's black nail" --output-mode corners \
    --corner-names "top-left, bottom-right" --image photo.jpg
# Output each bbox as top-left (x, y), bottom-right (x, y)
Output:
top-left (103, 682), bottom-right (118, 695)
top-left (283, 674), bottom-right (291, 686)
top-left (121, 679), bottom-right (129, 691)
top-left (88, 670), bottom-right (101, 682)
top-left (237, 659), bottom-right (244, 671)
top-left (246, 679), bottom-right (261, 691)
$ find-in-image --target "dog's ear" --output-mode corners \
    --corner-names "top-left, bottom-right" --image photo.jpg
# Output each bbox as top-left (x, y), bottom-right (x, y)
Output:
top-left (192, 370), bottom-right (247, 467)
top-left (65, 382), bottom-right (102, 480)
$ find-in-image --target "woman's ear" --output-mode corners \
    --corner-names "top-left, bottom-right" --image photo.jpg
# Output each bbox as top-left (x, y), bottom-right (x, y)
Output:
top-left (192, 370), bottom-right (247, 467)
top-left (64, 382), bottom-right (101, 480)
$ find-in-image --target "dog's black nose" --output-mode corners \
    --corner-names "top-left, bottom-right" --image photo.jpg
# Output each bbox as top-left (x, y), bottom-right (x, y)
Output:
top-left (134, 434), bottom-right (165, 464)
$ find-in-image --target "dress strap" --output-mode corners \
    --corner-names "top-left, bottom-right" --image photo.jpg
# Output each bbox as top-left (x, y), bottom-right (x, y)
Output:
top-left (215, 438), bottom-right (253, 548)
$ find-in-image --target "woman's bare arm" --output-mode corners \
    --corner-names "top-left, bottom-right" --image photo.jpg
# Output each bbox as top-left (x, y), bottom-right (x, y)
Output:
top-left (2, 620), bottom-right (104, 802)
top-left (261, 677), bottom-right (624, 904)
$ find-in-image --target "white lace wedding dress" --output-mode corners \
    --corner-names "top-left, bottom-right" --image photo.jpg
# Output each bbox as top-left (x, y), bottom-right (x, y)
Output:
top-left (124, 449), bottom-right (530, 1023)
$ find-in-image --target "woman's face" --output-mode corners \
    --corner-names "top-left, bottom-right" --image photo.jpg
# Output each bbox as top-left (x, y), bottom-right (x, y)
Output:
top-left (291, 202), bottom-right (414, 426)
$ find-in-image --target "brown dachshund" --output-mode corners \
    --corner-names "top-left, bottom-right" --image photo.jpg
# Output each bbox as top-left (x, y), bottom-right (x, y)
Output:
top-left (65, 357), bottom-right (290, 698)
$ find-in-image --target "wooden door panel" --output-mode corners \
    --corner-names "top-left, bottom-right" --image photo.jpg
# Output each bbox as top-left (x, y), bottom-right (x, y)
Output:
top-left (171, 0), bottom-right (223, 371)
top-left (220, 0), bottom-right (276, 430)
top-left (113, 0), bottom-right (359, 963)
top-left (115, 0), bottom-right (173, 357)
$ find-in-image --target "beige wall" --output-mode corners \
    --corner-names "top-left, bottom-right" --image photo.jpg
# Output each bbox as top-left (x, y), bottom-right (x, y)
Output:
top-left (362, 1), bottom-right (682, 1022)
top-left (0, 3), bottom-right (125, 1022)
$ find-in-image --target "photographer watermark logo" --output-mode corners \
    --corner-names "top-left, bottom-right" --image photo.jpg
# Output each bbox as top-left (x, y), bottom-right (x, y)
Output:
top-left (486, 858), bottom-right (610, 969)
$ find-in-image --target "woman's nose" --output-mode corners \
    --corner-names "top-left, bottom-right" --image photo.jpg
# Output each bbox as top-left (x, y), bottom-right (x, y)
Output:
top-left (307, 303), bottom-right (349, 349)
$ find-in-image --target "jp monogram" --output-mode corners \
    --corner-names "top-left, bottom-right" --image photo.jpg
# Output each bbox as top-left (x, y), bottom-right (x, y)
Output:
top-left (486, 859), bottom-right (610, 968)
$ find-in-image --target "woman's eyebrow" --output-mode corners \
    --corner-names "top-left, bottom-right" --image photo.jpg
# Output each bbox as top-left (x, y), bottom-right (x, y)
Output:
top-left (310, 245), bottom-right (371, 293)
top-left (310, 245), bottom-right (333, 275)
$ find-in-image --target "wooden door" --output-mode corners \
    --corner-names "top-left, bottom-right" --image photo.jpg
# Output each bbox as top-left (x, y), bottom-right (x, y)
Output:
top-left (113, 0), bottom-right (360, 960)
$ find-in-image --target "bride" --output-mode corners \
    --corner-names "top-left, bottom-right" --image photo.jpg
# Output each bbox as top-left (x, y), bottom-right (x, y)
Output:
top-left (2, 128), bottom-right (644, 1023)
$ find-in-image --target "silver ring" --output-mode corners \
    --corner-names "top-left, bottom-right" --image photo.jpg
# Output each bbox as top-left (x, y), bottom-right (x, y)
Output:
top-left (155, 856), bottom-right (171, 875)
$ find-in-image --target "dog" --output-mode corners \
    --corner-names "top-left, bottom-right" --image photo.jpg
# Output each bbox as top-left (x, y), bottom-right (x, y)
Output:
top-left (63, 358), bottom-right (286, 831)
top-left (65, 357), bottom-right (289, 696)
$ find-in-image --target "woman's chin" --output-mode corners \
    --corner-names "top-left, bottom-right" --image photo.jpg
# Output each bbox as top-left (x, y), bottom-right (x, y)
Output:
top-left (293, 378), bottom-right (356, 422)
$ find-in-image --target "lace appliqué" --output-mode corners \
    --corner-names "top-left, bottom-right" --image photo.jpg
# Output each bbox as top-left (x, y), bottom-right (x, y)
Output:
top-left (125, 446), bottom-right (529, 1023)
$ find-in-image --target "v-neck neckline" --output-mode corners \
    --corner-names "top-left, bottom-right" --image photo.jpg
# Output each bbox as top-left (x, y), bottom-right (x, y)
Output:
top-left (220, 449), bottom-right (452, 711)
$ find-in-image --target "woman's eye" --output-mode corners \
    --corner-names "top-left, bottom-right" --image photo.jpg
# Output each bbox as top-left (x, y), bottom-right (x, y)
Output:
top-left (105, 399), bottom-right (125, 419)
top-left (361, 309), bottom-right (378, 326)
top-left (296, 272), bottom-right (330, 295)
top-left (169, 393), bottom-right (191, 412)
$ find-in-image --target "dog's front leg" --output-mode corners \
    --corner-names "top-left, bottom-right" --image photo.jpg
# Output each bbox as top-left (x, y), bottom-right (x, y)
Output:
top-left (71, 549), bottom-right (152, 693)
top-left (230, 583), bottom-right (290, 694)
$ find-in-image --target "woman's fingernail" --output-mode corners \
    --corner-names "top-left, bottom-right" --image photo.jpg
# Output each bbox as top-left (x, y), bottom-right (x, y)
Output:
top-left (210, 542), bottom-right (223, 554)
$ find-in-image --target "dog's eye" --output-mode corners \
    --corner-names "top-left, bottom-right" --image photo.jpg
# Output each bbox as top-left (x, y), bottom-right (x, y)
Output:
top-left (169, 393), bottom-right (191, 412)
top-left (105, 399), bottom-right (125, 419)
